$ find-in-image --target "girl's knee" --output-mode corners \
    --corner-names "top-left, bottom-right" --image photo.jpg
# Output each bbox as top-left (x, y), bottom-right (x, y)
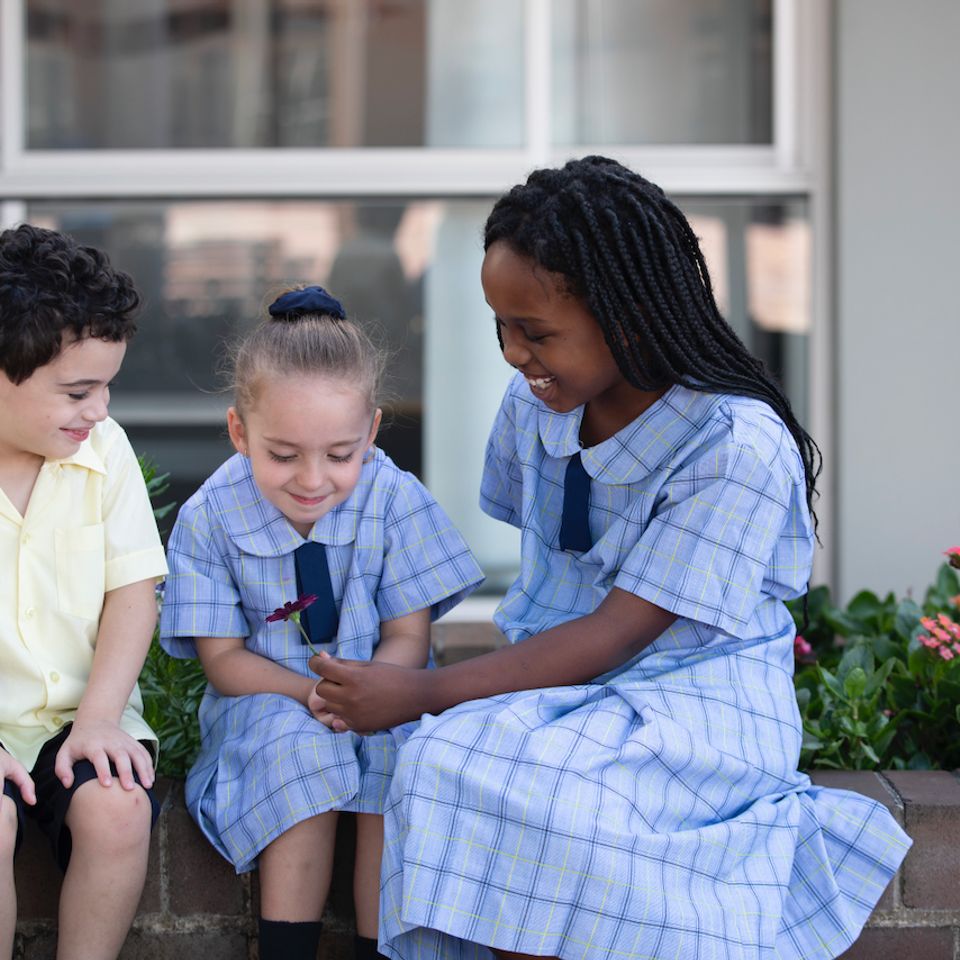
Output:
top-left (66, 781), bottom-right (152, 853)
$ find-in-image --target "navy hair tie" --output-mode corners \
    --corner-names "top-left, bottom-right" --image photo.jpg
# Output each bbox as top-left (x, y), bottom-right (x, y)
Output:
top-left (268, 285), bottom-right (345, 320)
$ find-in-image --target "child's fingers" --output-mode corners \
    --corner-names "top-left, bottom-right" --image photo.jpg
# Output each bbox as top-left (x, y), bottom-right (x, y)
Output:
top-left (87, 750), bottom-right (114, 788)
top-left (3, 766), bottom-right (37, 806)
top-left (307, 650), bottom-right (334, 675)
top-left (111, 752), bottom-right (136, 791)
top-left (128, 743), bottom-right (156, 790)
top-left (53, 742), bottom-right (78, 789)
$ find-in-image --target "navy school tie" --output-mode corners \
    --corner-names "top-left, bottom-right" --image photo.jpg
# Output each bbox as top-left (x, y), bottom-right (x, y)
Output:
top-left (558, 451), bottom-right (593, 552)
top-left (293, 541), bottom-right (339, 645)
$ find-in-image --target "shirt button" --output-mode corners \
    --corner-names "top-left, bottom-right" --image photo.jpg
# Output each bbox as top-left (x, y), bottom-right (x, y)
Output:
top-left (50, 671), bottom-right (60, 683)
top-left (52, 716), bottom-right (63, 728)
top-left (24, 608), bottom-right (35, 619)
top-left (21, 533), bottom-right (30, 545)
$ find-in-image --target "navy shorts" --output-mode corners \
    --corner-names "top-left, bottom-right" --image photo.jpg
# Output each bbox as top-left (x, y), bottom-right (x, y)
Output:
top-left (1, 725), bottom-right (159, 873)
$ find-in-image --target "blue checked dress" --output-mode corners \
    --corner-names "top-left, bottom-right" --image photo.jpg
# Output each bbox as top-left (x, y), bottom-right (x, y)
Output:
top-left (380, 374), bottom-right (911, 960)
top-left (159, 448), bottom-right (484, 872)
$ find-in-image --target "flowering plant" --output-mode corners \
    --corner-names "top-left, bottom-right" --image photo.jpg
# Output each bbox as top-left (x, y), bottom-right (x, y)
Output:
top-left (266, 594), bottom-right (320, 655)
top-left (790, 549), bottom-right (960, 770)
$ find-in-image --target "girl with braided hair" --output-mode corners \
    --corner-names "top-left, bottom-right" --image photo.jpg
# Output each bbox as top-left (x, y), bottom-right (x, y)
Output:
top-left (313, 157), bottom-right (911, 960)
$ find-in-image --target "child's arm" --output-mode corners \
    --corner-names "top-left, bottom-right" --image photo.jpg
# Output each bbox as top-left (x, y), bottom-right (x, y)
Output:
top-left (0, 748), bottom-right (36, 806)
top-left (54, 578), bottom-right (158, 791)
top-left (372, 608), bottom-right (431, 668)
top-left (313, 587), bottom-right (676, 733)
top-left (196, 636), bottom-right (317, 708)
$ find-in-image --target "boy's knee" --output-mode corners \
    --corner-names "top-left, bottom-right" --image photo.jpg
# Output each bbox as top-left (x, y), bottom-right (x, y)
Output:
top-left (0, 796), bottom-right (18, 863)
top-left (67, 781), bottom-right (152, 854)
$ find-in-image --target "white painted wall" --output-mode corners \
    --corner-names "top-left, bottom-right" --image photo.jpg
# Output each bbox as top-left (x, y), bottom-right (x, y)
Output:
top-left (836, 0), bottom-right (960, 600)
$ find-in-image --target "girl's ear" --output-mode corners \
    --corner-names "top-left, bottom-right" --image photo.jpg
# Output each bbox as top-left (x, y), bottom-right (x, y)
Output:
top-left (366, 408), bottom-right (382, 449)
top-left (226, 406), bottom-right (248, 456)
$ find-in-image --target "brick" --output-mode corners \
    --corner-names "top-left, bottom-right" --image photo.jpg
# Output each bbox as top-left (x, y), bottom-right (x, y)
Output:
top-left (137, 778), bottom-right (176, 915)
top-left (165, 781), bottom-right (247, 917)
top-left (317, 930), bottom-right (357, 960)
top-left (432, 621), bottom-right (505, 666)
top-left (14, 825), bottom-right (62, 920)
top-left (884, 769), bottom-right (960, 909)
top-left (809, 771), bottom-right (901, 911)
top-left (839, 926), bottom-right (954, 960)
top-left (118, 930), bottom-right (250, 960)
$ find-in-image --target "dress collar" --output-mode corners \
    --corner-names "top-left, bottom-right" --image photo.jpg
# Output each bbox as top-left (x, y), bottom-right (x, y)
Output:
top-left (537, 384), bottom-right (721, 484)
top-left (215, 450), bottom-right (383, 557)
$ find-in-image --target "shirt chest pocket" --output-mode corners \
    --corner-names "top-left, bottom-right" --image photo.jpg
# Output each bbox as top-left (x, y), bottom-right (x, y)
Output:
top-left (55, 524), bottom-right (105, 621)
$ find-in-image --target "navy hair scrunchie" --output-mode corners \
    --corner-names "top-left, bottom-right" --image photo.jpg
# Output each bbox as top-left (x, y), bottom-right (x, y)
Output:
top-left (268, 286), bottom-right (345, 320)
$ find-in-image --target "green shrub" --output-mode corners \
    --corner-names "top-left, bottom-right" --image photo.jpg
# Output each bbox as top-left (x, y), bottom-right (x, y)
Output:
top-left (788, 550), bottom-right (960, 771)
top-left (138, 456), bottom-right (205, 778)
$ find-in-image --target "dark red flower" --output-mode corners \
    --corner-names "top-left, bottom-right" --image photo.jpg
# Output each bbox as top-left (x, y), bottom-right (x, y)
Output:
top-left (266, 594), bottom-right (318, 623)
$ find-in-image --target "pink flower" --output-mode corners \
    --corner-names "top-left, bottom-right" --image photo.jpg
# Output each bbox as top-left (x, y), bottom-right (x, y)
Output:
top-left (953, 643), bottom-right (960, 655)
top-left (945, 547), bottom-right (960, 570)
top-left (933, 627), bottom-right (951, 643)
top-left (794, 634), bottom-right (813, 659)
top-left (939, 646), bottom-right (955, 661)
top-left (919, 635), bottom-right (940, 648)
top-left (921, 616), bottom-right (938, 631)
top-left (266, 594), bottom-right (320, 655)
top-left (951, 595), bottom-right (960, 609)
top-left (937, 613), bottom-right (954, 628)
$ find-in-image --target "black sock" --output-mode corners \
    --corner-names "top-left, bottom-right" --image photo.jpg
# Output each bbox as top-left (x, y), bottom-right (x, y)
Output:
top-left (355, 933), bottom-right (389, 959)
top-left (258, 918), bottom-right (323, 960)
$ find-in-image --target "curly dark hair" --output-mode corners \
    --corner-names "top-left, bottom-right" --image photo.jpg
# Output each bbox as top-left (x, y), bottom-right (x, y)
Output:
top-left (0, 223), bottom-right (141, 383)
top-left (483, 155), bottom-right (821, 524)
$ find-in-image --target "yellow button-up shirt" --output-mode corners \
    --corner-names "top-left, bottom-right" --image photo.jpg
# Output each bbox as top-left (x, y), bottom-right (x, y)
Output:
top-left (0, 417), bottom-right (168, 769)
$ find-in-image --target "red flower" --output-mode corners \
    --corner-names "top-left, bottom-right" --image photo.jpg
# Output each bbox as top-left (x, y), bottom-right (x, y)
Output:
top-left (266, 594), bottom-right (318, 622)
top-left (266, 594), bottom-right (319, 655)
top-left (945, 547), bottom-right (960, 570)
top-left (794, 634), bottom-right (813, 659)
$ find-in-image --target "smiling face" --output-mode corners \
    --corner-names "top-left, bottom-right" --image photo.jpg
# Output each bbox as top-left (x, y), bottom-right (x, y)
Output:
top-left (481, 240), bottom-right (663, 444)
top-left (0, 334), bottom-right (126, 464)
top-left (227, 375), bottom-right (381, 537)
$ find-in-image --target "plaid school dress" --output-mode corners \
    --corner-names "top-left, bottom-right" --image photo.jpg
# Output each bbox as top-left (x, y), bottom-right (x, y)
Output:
top-left (159, 448), bottom-right (484, 872)
top-left (380, 374), bottom-right (911, 960)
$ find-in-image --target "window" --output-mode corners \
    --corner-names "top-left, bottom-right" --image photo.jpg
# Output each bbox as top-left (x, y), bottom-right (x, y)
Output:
top-left (1, 0), bottom-right (831, 586)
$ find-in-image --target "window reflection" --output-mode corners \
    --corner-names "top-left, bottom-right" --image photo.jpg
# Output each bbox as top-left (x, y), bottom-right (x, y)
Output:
top-left (553, 0), bottom-right (773, 145)
top-left (27, 199), bottom-right (455, 490)
top-left (26, 0), bottom-right (524, 149)
top-left (27, 195), bottom-right (808, 577)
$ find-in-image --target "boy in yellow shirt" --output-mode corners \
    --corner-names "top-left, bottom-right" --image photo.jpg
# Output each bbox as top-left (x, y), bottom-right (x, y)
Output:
top-left (0, 224), bottom-right (168, 959)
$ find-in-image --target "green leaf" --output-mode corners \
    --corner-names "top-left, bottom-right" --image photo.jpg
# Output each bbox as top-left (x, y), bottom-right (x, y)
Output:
top-left (818, 666), bottom-right (845, 701)
top-left (894, 599), bottom-right (923, 640)
top-left (843, 667), bottom-right (868, 700)
top-left (936, 564), bottom-right (960, 598)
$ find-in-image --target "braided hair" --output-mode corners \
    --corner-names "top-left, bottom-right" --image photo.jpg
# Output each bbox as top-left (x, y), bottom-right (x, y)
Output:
top-left (483, 155), bottom-right (821, 526)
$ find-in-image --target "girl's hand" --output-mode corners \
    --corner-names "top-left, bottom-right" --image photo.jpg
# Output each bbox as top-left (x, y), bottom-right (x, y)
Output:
top-left (54, 718), bottom-right (155, 791)
top-left (305, 680), bottom-right (339, 730)
top-left (310, 653), bottom-right (430, 734)
top-left (0, 747), bottom-right (36, 806)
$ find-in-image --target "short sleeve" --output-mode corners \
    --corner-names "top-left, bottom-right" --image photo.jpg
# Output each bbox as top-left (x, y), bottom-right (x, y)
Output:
top-left (615, 441), bottom-right (797, 638)
top-left (479, 387), bottom-right (523, 528)
top-left (101, 428), bottom-right (167, 592)
top-left (376, 476), bottom-right (484, 623)
top-left (159, 495), bottom-right (249, 658)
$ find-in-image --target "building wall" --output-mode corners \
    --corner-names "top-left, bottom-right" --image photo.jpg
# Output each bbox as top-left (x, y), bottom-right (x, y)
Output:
top-left (836, 0), bottom-right (960, 600)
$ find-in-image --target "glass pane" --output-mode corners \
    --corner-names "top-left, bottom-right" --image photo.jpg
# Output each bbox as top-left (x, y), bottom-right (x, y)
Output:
top-left (26, 198), bottom-right (458, 509)
top-left (25, 194), bottom-right (808, 584)
top-left (25, 0), bottom-right (525, 149)
top-left (680, 197), bottom-right (810, 423)
top-left (553, 0), bottom-right (773, 145)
